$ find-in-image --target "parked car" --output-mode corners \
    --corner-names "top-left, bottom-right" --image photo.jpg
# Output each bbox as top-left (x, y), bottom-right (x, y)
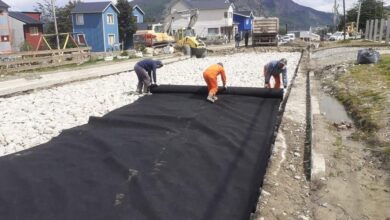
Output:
top-left (279, 35), bottom-right (291, 44)
top-left (286, 33), bottom-right (296, 41)
top-left (329, 32), bottom-right (350, 41)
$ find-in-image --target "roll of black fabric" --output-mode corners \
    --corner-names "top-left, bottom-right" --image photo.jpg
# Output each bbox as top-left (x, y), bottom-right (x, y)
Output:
top-left (150, 85), bottom-right (284, 99)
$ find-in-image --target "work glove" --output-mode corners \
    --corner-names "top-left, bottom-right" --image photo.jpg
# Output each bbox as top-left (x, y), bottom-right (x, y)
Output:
top-left (283, 86), bottom-right (287, 94)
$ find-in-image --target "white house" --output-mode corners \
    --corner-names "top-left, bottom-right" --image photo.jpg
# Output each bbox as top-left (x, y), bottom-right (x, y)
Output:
top-left (168, 0), bottom-right (235, 39)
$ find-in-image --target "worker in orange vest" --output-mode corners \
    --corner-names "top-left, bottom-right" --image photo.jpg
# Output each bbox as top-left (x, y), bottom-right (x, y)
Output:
top-left (203, 63), bottom-right (227, 103)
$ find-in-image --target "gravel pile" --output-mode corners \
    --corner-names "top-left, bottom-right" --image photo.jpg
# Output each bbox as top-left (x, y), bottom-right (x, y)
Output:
top-left (0, 52), bottom-right (300, 156)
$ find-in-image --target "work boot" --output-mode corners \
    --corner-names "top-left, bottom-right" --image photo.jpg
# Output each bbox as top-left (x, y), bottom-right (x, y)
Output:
top-left (143, 84), bottom-right (150, 93)
top-left (212, 95), bottom-right (218, 101)
top-left (207, 95), bottom-right (215, 103)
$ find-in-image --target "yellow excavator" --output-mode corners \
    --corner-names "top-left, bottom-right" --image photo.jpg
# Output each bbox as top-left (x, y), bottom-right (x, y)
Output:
top-left (164, 8), bottom-right (207, 58)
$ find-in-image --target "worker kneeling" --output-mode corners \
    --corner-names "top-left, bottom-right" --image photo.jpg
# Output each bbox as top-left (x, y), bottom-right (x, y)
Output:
top-left (203, 62), bottom-right (227, 103)
top-left (134, 59), bottom-right (164, 94)
top-left (264, 58), bottom-right (288, 89)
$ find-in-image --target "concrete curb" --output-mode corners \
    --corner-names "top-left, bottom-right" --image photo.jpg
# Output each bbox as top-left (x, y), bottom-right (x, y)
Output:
top-left (0, 56), bottom-right (189, 97)
top-left (309, 71), bottom-right (326, 180)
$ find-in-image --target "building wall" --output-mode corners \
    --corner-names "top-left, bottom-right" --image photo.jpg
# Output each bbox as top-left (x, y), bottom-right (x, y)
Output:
top-left (233, 14), bottom-right (252, 32)
top-left (170, 1), bottom-right (189, 11)
top-left (169, 3), bottom-right (234, 38)
top-left (133, 8), bottom-right (144, 23)
top-left (24, 24), bottom-right (43, 50)
top-left (0, 9), bottom-right (12, 53)
top-left (72, 13), bottom-right (104, 52)
top-left (102, 6), bottom-right (119, 52)
top-left (9, 16), bottom-right (25, 52)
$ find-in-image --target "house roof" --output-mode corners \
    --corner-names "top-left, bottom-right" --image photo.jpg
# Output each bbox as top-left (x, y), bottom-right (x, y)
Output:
top-left (71, 1), bottom-right (119, 14)
top-left (234, 10), bottom-right (253, 18)
top-left (0, 0), bottom-right (9, 8)
top-left (9, 12), bottom-right (43, 25)
top-left (184, 0), bottom-right (232, 10)
top-left (133, 5), bottom-right (145, 15)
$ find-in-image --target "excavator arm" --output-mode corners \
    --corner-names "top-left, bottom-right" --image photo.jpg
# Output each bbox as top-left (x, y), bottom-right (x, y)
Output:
top-left (164, 8), bottom-right (199, 35)
top-left (164, 8), bottom-right (207, 58)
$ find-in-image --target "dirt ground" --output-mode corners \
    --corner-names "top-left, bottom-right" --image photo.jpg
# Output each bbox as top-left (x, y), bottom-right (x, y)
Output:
top-left (253, 47), bottom-right (390, 220)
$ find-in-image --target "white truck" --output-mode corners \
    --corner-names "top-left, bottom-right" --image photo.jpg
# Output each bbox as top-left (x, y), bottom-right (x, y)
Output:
top-left (252, 17), bottom-right (279, 46)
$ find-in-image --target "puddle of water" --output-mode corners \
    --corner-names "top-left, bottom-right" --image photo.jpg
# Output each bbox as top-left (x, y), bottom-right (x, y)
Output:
top-left (319, 92), bottom-right (352, 123)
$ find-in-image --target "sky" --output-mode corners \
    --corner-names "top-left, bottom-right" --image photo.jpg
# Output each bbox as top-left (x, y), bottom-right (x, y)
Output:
top-left (4, 0), bottom-right (390, 13)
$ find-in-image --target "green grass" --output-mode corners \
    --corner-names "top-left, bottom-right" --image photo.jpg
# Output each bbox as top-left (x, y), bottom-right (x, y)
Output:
top-left (337, 39), bottom-right (352, 44)
top-left (332, 55), bottom-right (390, 154)
top-left (333, 135), bottom-right (344, 158)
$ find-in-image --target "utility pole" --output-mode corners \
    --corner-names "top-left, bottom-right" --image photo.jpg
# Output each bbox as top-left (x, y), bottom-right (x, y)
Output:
top-left (285, 24), bottom-right (288, 34)
top-left (333, 0), bottom-right (339, 32)
top-left (343, 0), bottom-right (346, 40)
top-left (382, 0), bottom-right (384, 18)
top-left (356, 0), bottom-right (362, 33)
top-left (51, 0), bottom-right (60, 50)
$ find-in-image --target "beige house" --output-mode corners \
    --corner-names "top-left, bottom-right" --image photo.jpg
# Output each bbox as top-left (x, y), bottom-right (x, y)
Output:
top-left (168, 0), bottom-right (235, 39)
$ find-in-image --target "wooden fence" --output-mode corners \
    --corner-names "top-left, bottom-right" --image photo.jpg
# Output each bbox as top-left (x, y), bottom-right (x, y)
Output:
top-left (365, 17), bottom-right (390, 43)
top-left (0, 47), bottom-right (91, 74)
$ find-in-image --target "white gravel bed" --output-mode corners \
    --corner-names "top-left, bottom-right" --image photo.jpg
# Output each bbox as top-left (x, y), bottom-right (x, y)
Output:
top-left (0, 52), bottom-right (300, 156)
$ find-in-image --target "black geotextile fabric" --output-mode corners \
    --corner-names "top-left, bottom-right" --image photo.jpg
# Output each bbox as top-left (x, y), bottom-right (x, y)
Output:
top-left (0, 85), bottom-right (282, 220)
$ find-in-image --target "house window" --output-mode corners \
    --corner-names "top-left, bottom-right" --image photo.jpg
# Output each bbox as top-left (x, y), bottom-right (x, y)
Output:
top-left (108, 34), bottom-right (115, 45)
top-left (76, 14), bottom-right (84, 25)
top-left (107, 14), bottom-right (114, 24)
top-left (77, 34), bottom-right (86, 45)
top-left (134, 15), bottom-right (139, 23)
top-left (224, 12), bottom-right (233, 18)
top-left (29, 27), bottom-right (39, 36)
top-left (1, 35), bottom-right (9, 42)
top-left (208, 28), bottom-right (219, 35)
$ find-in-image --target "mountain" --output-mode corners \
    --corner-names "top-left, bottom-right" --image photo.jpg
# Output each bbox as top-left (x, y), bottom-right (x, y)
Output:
top-left (131, 0), bottom-right (333, 30)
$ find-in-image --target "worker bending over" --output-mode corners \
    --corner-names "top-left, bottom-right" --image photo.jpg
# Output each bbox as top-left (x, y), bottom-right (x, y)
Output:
top-left (264, 58), bottom-right (288, 89)
top-left (203, 63), bottom-right (227, 103)
top-left (134, 59), bottom-right (163, 94)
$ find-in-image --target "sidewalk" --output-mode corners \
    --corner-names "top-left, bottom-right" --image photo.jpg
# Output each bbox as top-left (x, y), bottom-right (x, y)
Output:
top-left (0, 55), bottom-right (188, 97)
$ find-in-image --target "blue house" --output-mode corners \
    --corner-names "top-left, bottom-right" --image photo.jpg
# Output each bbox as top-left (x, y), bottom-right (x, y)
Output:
top-left (233, 10), bottom-right (254, 32)
top-left (132, 5), bottom-right (145, 24)
top-left (71, 1), bottom-right (119, 52)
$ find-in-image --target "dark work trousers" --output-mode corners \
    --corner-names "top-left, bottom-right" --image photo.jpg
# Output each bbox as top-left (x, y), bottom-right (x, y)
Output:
top-left (134, 64), bottom-right (151, 93)
top-left (245, 36), bottom-right (249, 47)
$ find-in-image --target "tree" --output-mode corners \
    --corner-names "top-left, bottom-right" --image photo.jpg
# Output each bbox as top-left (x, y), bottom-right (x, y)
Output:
top-left (56, 1), bottom-right (80, 33)
top-left (116, 0), bottom-right (137, 50)
top-left (35, 0), bottom-right (80, 34)
top-left (344, 0), bottom-right (387, 31)
top-left (35, 0), bottom-right (55, 33)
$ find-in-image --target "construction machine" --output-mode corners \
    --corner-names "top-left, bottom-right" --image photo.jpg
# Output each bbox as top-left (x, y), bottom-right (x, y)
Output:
top-left (252, 17), bottom-right (279, 46)
top-left (165, 8), bottom-right (207, 58)
top-left (133, 23), bottom-right (175, 48)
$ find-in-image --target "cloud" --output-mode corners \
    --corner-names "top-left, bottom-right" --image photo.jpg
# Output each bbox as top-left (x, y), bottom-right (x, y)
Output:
top-left (294, 0), bottom-right (390, 12)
